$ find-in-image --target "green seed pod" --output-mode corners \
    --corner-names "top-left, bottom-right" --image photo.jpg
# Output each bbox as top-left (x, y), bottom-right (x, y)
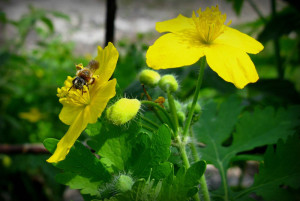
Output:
top-left (116, 175), bottom-right (134, 193)
top-left (139, 69), bottom-right (161, 87)
top-left (159, 74), bottom-right (178, 92)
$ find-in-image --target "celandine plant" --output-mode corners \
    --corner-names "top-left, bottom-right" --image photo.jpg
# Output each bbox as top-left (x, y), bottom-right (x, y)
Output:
top-left (44, 5), bottom-right (300, 201)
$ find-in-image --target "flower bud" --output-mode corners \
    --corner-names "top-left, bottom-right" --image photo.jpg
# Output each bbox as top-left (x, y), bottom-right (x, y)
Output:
top-left (187, 102), bottom-right (202, 114)
top-left (164, 99), bottom-right (182, 112)
top-left (159, 75), bottom-right (178, 92)
top-left (139, 69), bottom-right (161, 87)
top-left (116, 175), bottom-right (134, 193)
top-left (106, 98), bottom-right (141, 125)
top-left (177, 111), bottom-right (186, 126)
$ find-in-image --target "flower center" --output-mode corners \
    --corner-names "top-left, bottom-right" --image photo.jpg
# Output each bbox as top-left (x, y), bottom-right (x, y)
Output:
top-left (192, 5), bottom-right (230, 43)
top-left (57, 76), bottom-right (91, 107)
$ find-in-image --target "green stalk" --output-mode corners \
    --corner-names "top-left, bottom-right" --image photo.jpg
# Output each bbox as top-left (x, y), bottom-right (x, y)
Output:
top-left (141, 124), bottom-right (155, 133)
top-left (141, 100), bottom-right (175, 130)
top-left (183, 57), bottom-right (206, 139)
top-left (175, 135), bottom-right (201, 201)
top-left (271, 0), bottom-right (284, 79)
top-left (167, 88), bottom-right (179, 136)
top-left (220, 163), bottom-right (229, 201)
top-left (167, 89), bottom-right (200, 201)
top-left (140, 116), bottom-right (159, 129)
top-left (182, 57), bottom-right (210, 201)
top-left (190, 130), bottom-right (211, 201)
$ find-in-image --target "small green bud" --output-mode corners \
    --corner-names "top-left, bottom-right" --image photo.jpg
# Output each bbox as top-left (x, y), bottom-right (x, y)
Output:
top-left (164, 99), bottom-right (182, 112)
top-left (187, 102), bottom-right (202, 114)
top-left (116, 175), bottom-right (134, 193)
top-left (177, 111), bottom-right (186, 126)
top-left (139, 69), bottom-right (161, 87)
top-left (159, 74), bottom-right (178, 92)
top-left (106, 98), bottom-right (141, 125)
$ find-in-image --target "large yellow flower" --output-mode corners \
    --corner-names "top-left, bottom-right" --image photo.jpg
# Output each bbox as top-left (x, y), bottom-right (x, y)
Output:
top-left (47, 42), bottom-right (118, 163)
top-left (146, 5), bottom-right (264, 89)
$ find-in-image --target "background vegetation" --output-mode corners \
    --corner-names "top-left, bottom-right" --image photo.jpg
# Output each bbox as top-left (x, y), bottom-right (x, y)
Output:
top-left (0, 0), bottom-right (299, 200)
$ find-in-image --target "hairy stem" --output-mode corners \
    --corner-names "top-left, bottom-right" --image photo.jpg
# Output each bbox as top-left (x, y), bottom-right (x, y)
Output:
top-left (182, 57), bottom-right (206, 140)
top-left (167, 89), bottom-right (179, 136)
top-left (140, 116), bottom-right (159, 128)
top-left (141, 100), bottom-right (174, 130)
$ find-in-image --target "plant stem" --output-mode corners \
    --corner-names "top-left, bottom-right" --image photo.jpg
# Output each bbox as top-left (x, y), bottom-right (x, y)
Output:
top-left (271, 0), bottom-right (284, 79)
top-left (219, 163), bottom-right (229, 201)
top-left (141, 100), bottom-right (174, 130)
top-left (141, 124), bottom-right (156, 132)
top-left (182, 57), bottom-right (206, 139)
top-left (175, 136), bottom-right (201, 201)
top-left (190, 130), bottom-right (211, 201)
top-left (176, 136), bottom-right (190, 168)
top-left (167, 89), bottom-right (179, 136)
top-left (247, 0), bottom-right (266, 23)
top-left (140, 116), bottom-right (159, 129)
top-left (181, 58), bottom-right (210, 201)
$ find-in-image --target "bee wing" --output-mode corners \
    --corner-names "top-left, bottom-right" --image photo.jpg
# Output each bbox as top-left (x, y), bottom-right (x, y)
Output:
top-left (87, 60), bottom-right (100, 73)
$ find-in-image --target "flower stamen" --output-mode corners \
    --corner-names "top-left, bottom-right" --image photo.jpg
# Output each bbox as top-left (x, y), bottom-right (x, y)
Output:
top-left (192, 5), bottom-right (229, 43)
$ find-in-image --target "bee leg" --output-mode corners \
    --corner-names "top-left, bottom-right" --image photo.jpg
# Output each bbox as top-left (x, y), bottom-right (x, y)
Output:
top-left (90, 78), bottom-right (95, 85)
top-left (68, 85), bottom-right (73, 92)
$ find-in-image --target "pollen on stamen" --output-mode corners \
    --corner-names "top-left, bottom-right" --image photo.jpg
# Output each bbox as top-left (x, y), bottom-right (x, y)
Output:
top-left (192, 5), bottom-right (229, 43)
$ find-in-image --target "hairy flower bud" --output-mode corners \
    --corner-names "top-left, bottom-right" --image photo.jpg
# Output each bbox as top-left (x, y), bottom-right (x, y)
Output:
top-left (159, 74), bottom-right (178, 92)
top-left (116, 175), bottom-right (134, 193)
top-left (106, 98), bottom-right (141, 125)
top-left (139, 69), bottom-right (161, 87)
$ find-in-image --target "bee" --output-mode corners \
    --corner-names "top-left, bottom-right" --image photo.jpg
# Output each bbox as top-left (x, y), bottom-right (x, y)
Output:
top-left (69, 60), bottom-right (99, 94)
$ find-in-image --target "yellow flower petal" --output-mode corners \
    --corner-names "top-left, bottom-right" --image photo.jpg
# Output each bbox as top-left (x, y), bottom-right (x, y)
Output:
top-left (214, 27), bottom-right (264, 54)
top-left (205, 44), bottom-right (259, 89)
top-left (156, 14), bottom-right (195, 33)
top-left (47, 110), bottom-right (88, 163)
top-left (146, 33), bottom-right (205, 70)
top-left (59, 105), bottom-right (83, 125)
top-left (87, 78), bottom-right (117, 124)
top-left (94, 42), bottom-right (119, 82)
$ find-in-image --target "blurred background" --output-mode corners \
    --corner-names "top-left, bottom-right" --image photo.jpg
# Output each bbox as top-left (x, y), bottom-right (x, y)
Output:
top-left (0, 0), bottom-right (299, 200)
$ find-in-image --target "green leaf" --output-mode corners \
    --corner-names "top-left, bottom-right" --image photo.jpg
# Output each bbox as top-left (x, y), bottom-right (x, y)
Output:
top-left (234, 135), bottom-right (300, 200)
top-left (56, 172), bottom-right (102, 196)
top-left (43, 138), bottom-right (111, 183)
top-left (131, 124), bottom-right (172, 178)
top-left (150, 124), bottom-right (172, 164)
top-left (85, 121), bottom-right (102, 137)
top-left (50, 11), bottom-right (70, 21)
top-left (87, 121), bottom-right (141, 172)
top-left (40, 17), bottom-right (54, 33)
top-left (193, 96), bottom-right (300, 198)
top-left (158, 160), bottom-right (206, 201)
top-left (151, 162), bottom-right (173, 181)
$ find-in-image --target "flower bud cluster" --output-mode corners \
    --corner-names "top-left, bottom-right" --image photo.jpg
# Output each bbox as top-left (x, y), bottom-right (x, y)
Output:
top-left (139, 69), bottom-right (179, 92)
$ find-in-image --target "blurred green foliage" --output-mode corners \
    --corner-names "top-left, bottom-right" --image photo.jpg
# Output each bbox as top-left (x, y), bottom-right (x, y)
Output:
top-left (0, 6), bottom-right (87, 201)
top-left (0, 0), bottom-right (300, 201)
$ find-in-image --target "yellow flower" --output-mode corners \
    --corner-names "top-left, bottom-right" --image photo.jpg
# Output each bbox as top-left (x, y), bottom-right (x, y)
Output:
top-left (146, 5), bottom-right (264, 89)
top-left (47, 42), bottom-right (119, 163)
top-left (19, 108), bottom-right (44, 123)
